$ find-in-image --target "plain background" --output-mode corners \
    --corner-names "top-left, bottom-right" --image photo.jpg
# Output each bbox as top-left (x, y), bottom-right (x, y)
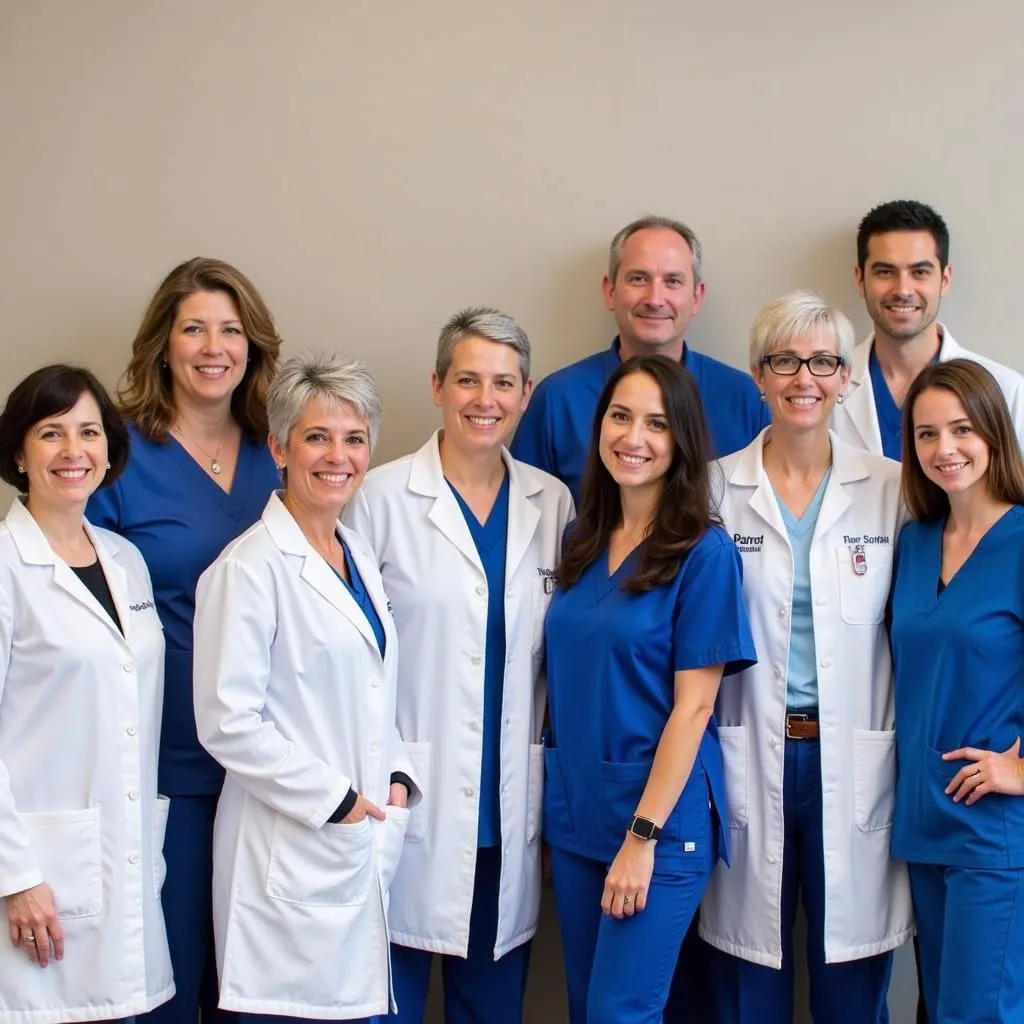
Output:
top-left (3, 1), bottom-right (1023, 1019)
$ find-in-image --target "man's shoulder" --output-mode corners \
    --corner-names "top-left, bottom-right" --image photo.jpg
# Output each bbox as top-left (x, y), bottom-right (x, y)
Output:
top-left (534, 346), bottom-right (615, 396)
top-left (686, 347), bottom-right (759, 395)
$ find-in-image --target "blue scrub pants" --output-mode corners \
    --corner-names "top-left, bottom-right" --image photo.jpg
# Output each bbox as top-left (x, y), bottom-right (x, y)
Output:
top-left (550, 845), bottom-right (712, 1024)
top-left (143, 794), bottom-right (234, 1024)
top-left (909, 862), bottom-right (1024, 1022)
top-left (708, 739), bottom-right (892, 1024)
top-left (387, 847), bottom-right (530, 1023)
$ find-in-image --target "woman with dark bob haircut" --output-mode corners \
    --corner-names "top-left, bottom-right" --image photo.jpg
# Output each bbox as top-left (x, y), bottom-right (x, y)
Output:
top-left (541, 354), bottom-right (756, 1023)
top-left (87, 258), bottom-right (283, 1024)
top-left (889, 359), bottom-right (1024, 1023)
top-left (0, 364), bottom-right (172, 1021)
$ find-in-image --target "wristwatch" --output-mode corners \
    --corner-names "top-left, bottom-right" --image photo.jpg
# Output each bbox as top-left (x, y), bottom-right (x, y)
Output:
top-left (628, 815), bottom-right (663, 841)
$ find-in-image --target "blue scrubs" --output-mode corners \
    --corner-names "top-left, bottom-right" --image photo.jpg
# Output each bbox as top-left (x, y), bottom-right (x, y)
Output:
top-left (388, 475), bottom-right (529, 1024)
top-left (544, 526), bottom-right (756, 1023)
top-left (868, 346), bottom-right (905, 462)
top-left (889, 507), bottom-right (1024, 1022)
top-left (512, 340), bottom-right (768, 503)
top-left (336, 539), bottom-right (386, 658)
top-left (87, 424), bottom-right (280, 1024)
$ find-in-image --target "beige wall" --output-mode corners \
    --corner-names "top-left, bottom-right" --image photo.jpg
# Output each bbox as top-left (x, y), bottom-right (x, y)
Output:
top-left (3, 0), bottom-right (1023, 1018)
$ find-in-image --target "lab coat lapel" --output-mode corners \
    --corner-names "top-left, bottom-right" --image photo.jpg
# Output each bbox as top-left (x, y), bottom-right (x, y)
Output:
top-left (6, 498), bottom-right (128, 645)
top-left (505, 451), bottom-right (541, 581)
top-left (86, 522), bottom-right (133, 644)
top-left (339, 526), bottom-right (392, 666)
top-left (842, 340), bottom-right (884, 455)
top-left (261, 492), bottom-right (380, 653)
top-left (729, 432), bottom-right (788, 545)
top-left (408, 431), bottom-right (485, 576)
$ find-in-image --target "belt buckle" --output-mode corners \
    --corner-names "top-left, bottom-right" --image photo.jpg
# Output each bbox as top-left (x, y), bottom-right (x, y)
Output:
top-left (785, 712), bottom-right (809, 740)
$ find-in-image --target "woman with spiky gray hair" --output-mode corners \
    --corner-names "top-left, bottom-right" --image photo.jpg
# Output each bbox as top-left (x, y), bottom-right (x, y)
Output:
top-left (193, 351), bottom-right (419, 1022)
top-left (346, 308), bottom-right (574, 1022)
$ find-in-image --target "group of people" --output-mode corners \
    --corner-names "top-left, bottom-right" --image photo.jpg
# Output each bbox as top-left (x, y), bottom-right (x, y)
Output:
top-left (1, 198), bottom-right (1022, 1024)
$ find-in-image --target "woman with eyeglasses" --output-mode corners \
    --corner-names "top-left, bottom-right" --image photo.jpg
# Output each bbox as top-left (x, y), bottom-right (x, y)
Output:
top-left (699, 292), bottom-right (912, 1023)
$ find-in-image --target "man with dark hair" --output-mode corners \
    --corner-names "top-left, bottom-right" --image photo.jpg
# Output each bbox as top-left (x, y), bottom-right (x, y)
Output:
top-left (834, 199), bottom-right (1024, 459)
top-left (512, 215), bottom-right (768, 503)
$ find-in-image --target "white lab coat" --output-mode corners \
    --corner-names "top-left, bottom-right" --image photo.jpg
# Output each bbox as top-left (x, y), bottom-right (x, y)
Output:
top-left (0, 497), bottom-right (172, 1023)
top-left (345, 433), bottom-right (574, 958)
top-left (832, 325), bottom-right (1024, 453)
top-left (699, 432), bottom-right (914, 967)
top-left (193, 493), bottom-right (419, 1020)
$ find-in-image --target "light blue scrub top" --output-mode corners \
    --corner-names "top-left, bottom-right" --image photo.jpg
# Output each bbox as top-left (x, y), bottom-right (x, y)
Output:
top-left (447, 475), bottom-right (510, 848)
top-left (542, 526), bottom-right (757, 871)
top-left (776, 468), bottom-right (831, 710)
top-left (512, 340), bottom-right (769, 503)
top-left (889, 506), bottom-right (1024, 868)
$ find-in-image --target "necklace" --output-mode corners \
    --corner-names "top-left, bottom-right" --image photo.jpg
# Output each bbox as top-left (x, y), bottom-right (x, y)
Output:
top-left (173, 421), bottom-right (231, 475)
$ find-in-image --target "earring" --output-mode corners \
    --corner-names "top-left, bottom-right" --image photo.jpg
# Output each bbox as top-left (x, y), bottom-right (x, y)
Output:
top-left (759, 392), bottom-right (767, 403)
top-left (161, 359), bottom-right (169, 369)
top-left (16, 464), bottom-right (25, 474)
top-left (837, 393), bottom-right (845, 405)
top-left (106, 461), bottom-right (111, 469)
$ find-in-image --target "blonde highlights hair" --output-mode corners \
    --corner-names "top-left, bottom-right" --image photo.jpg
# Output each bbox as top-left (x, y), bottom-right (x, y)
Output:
top-left (117, 258), bottom-right (283, 440)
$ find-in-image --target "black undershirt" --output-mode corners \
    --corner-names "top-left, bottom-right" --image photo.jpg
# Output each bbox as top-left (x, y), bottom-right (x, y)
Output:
top-left (71, 560), bottom-right (124, 636)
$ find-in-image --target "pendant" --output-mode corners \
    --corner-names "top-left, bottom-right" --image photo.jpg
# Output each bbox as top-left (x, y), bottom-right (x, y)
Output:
top-left (211, 459), bottom-right (223, 475)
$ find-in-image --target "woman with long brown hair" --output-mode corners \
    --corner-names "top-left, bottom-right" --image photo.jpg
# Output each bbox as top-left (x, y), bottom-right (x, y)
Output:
top-left (541, 354), bottom-right (755, 1023)
top-left (88, 258), bottom-right (282, 1024)
top-left (889, 358), bottom-right (1024, 1023)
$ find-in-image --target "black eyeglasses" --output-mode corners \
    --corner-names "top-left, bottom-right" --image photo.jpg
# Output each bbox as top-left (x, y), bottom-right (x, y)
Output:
top-left (761, 353), bottom-right (845, 377)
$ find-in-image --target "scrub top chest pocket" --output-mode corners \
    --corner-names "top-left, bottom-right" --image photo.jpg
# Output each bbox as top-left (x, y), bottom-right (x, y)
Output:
top-left (836, 543), bottom-right (892, 625)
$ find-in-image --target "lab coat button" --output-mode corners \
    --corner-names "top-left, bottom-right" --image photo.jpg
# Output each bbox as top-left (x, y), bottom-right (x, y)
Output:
top-left (768, 736), bottom-right (778, 748)
top-left (815, 596), bottom-right (826, 606)
top-left (506, 587), bottom-right (513, 598)
top-left (126, 726), bottom-right (138, 737)
top-left (820, 658), bottom-right (831, 668)
top-left (766, 854), bottom-right (777, 864)
top-left (468, 720), bottom-right (480, 732)
top-left (774, 666), bottom-right (784, 679)
top-left (471, 655), bottom-right (482, 666)
top-left (123, 661), bottom-right (134, 672)
top-left (371, 677), bottom-right (381, 688)
top-left (370, 742), bottom-right (380, 753)
top-left (128, 790), bottom-right (139, 801)
top-left (475, 585), bottom-right (486, 596)
top-left (128, 853), bottom-right (140, 865)
top-left (464, 786), bottom-right (475, 797)
top-left (778, 607), bottom-right (787, 617)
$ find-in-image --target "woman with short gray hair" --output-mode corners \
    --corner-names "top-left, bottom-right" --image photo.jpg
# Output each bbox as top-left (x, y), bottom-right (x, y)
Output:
top-left (193, 351), bottom-right (418, 1022)
top-left (699, 292), bottom-right (911, 1023)
top-left (346, 308), bottom-right (574, 1022)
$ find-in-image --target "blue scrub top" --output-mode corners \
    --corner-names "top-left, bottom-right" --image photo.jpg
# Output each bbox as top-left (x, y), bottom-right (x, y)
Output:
top-left (87, 423), bottom-right (281, 794)
top-left (543, 526), bottom-right (756, 871)
top-left (447, 475), bottom-right (510, 848)
top-left (335, 539), bottom-right (387, 659)
top-left (889, 507), bottom-right (1024, 868)
top-left (512, 340), bottom-right (768, 503)
top-left (868, 345), bottom-right (906, 462)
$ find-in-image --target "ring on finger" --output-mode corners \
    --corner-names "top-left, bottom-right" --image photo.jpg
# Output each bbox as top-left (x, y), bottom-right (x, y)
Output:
top-left (22, 930), bottom-right (35, 941)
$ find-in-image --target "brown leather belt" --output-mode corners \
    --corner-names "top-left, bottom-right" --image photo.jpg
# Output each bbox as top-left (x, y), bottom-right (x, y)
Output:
top-left (785, 711), bottom-right (820, 740)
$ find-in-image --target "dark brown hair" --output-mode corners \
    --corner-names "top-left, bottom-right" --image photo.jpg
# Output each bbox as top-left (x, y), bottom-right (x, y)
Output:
top-left (0, 364), bottom-right (130, 492)
top-left (117, 258), bottom-right (283, 441)
top-left (901, 358), bottom-right (1024, 520)
top-left (558, 355), bottom-right (718, 593)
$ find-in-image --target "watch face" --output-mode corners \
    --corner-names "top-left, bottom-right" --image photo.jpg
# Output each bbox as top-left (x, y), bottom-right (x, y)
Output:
top-left (631, 816), bottom-right (655, 840)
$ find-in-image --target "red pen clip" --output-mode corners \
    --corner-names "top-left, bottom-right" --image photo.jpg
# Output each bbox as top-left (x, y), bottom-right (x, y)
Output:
top-left (851, 543), bottom-right (867, 576)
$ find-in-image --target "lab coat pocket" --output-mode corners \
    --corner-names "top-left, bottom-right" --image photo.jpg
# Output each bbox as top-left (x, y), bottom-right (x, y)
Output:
top-left (717, 726), bottom-right (748, 829)
top-left (266, 814), bottom-right (374, 908)
top-left (152, 795), bottom-right (171, 898)
top-left (376, 806), bottom-right (410, 893)
top-left (852, 729), bottom-right (897, 831)
top-left (404, 741), bottom-right (431, 842)
top-left (836, 547), bottom-right (893, 625)
top-left (526, 743), bottom-right (544, 844)
top-left (21, 807), bottom-right (102, 919)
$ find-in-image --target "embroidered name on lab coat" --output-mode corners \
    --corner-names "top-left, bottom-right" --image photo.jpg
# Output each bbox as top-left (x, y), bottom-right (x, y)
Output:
top-left (130, 600), bottom-right (155, 612)
top-left (841, 534), bottom-right (891, 545)
top-left (732, 533), bottom-right (764, 553)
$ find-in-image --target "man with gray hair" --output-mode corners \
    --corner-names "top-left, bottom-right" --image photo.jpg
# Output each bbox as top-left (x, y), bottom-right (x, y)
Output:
top-left (512, 215), bottom-right (768, 503)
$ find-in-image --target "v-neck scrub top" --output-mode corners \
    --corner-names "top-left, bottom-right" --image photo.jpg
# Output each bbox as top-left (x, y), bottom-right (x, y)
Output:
top-left (87, 423), bottom-right (281, 794)
top-left (336, 539), bottom-right (387, 659)
top-left (889, 506), bottom-right (1024, 868)
top-left (543, 525), bottom-right (757, 871)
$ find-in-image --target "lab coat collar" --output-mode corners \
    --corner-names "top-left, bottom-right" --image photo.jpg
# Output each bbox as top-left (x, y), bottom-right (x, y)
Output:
top-left (843, 323), bottom-right (959, 452)
top-left (6, 496), bottom-right (133, 645)
top-left (406, 431), bottom-right (543, 579)
top-left (726, 429), bottom-right (873, 542)
top-left (261, 492), bottom-right (384, 660)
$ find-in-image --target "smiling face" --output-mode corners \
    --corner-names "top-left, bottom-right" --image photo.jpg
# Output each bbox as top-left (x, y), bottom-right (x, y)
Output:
top-left (602, 227), bottom-right (706, 360)
top-left (269, 396), bottom-right (371, 520)
top-left (912, 386), bottom-right (992, 500)
top-left (19, 391), bottom-right (109, 515)
top-left (855, 230), bottom-right (951, 345)
top-left (432, 336), bottom-right (532, 458)
top-left (598, 370), bottom-right (674, 498)
top-left (165, 289), bottom-right (250, 413)
top-left (753, 329), bottom-right (850, 434)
